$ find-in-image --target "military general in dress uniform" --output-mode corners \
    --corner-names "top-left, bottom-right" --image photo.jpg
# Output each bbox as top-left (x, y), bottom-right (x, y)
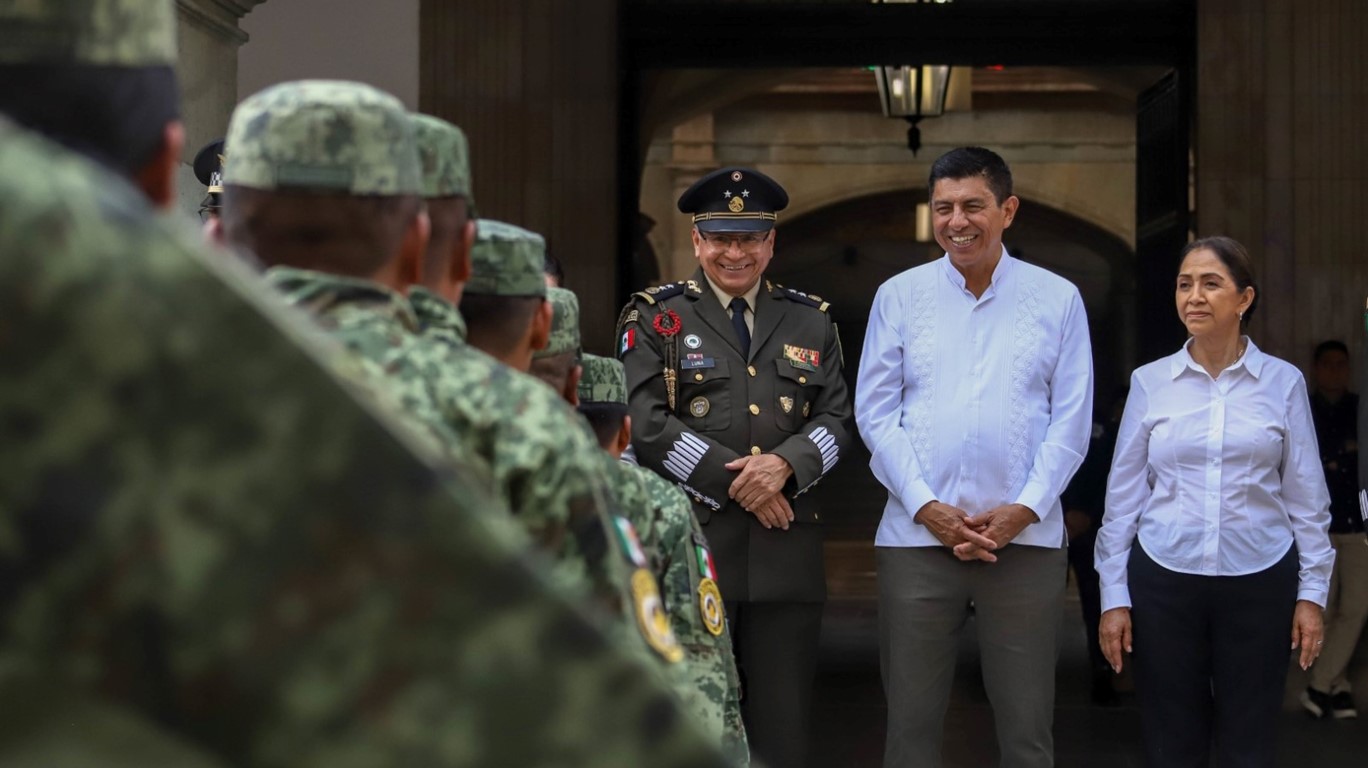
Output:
top-left (619, 167), bottom-right (852, 768)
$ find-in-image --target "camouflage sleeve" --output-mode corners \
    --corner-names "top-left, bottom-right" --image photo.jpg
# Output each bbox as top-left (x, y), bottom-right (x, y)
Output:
top-left (641, 469), bottom-right (751, 767)
top-left (0, 124), bottom-right (728, 768)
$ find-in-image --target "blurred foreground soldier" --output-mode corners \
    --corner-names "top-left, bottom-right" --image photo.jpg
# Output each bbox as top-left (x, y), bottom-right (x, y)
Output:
top-left (460, 220), bottom-right (554, 369)
top-left (0, 9), bottom-right (727, 767)
top-left (579, 354), bottom-right (752, 766)
top-left (529, 286), bottom-right (584, 402)
top-left (193, 137), bottom-right (224, 222)
top-left (0, 0), bottom-right (183, 208)
top-left (619, 166), bottom-right (853, 768)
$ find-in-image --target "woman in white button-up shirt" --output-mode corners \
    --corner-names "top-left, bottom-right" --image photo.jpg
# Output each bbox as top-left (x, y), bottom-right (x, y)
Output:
top-left (1094, 236), bottom-right (1334, 768)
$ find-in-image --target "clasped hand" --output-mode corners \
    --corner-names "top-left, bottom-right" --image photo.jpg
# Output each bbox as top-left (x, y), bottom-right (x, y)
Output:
top-left (913, 501), bottom-right (1039, 563)
top-left (724, 454), bottom-right (794, 530)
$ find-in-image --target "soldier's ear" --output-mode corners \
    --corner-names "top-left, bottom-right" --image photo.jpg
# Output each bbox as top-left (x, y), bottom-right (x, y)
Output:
top-left (565, 364), bottom-right (583, 407)
top-left (615, 416), bottom-right (632, 456)
top-left (450, 215), bottom-right (476, 284)
top-left (529, 298), bottom-right (554, 352)
top-left (397, 208), bottom-right (431, 288)
top-left (135, 121), bottom-right (184, 210)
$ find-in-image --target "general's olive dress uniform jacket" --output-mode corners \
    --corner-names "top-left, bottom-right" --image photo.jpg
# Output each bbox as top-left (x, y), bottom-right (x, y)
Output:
top-left (618, 269), bottom-right (853, 603)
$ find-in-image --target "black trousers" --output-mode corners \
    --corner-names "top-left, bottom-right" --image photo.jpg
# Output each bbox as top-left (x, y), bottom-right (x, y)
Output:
top-left (1129, 543), bottom-right (1298, 768)
top-left (728, 600), bottom-right (824, 768)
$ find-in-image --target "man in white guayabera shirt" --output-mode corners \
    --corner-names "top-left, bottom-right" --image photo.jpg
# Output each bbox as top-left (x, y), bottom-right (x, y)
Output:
top-left (856, 147), bottom-right (1094, 768)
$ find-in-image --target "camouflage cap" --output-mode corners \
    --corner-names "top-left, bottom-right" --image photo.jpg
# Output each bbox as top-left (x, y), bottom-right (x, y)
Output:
top-left (0, 0), bottom-right (176, 66)
top-left (578, 354), bottom-right (627, 405)
top-left (465, 219), bottom-right (547, 297)
top-left (224, 80), bottom-right (421, 196)
top-left (410, 113), bottom-right (472, 200)
top-left (533, 287), bottom-right (581, 360)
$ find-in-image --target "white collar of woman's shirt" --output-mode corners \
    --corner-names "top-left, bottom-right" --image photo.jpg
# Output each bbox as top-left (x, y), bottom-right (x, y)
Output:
top-left (1172, 335), bottom-right (1264, 381)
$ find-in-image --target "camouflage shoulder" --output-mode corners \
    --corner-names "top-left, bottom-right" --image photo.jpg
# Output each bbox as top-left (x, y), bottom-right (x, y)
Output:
top-left (629, 280), bottom-right (688, 306)
top-left (773, 282), bottom-right (831, 313)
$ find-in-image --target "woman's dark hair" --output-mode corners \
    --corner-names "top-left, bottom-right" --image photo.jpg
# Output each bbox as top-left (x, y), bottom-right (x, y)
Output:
top-left (1180, 236), bottom-right (1258, 330)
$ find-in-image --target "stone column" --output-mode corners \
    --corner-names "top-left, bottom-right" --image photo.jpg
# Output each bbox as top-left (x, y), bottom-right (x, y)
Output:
top-left (173, 0), bottom-right (265, 219)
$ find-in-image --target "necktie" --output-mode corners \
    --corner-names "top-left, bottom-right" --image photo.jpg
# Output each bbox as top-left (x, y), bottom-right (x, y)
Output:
top-left (729, 297), bottom-right (751, 359)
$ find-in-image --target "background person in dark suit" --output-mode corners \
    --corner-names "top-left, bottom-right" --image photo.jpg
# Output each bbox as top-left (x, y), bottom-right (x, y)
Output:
top-left (619, 166), bottom-right (852, 768)
top-left (1301, 339), bottom-right (1365, 720)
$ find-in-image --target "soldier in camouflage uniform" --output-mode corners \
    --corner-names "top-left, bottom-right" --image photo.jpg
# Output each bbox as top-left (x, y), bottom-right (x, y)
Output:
top-left (529, 286), bottom-right (584, 402)
top-left (219, 86), bottom-right (684, 670)
top-left (459, 220), bottom-right (556, 369)
top-left (579, 355), bottom-right (752, 766)
top-left (407, 112), bottom-right (476, 337)
top-left (0, 5), bottom-right (730, 765)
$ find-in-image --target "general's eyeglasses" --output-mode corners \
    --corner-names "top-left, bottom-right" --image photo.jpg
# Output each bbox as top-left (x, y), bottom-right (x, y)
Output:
top-left (699, 231), bottom-right (769, 251)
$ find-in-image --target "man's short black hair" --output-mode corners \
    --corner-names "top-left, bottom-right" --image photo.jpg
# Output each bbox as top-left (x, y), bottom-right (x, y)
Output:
top-left (543, 251), bottom-right (565, 286)
top-left (1314, 339), bottom-right (1349, 362)
top-left (578, 402), bottom-right (629, 449)
top-left (459, 294), bottom-right (544, 359)
top-left (221, 187), bottom-right (422, 277)
top-left (928, 146), bottom-right (1014, 206)
top-left (0, 63), bottom-right (178, 177)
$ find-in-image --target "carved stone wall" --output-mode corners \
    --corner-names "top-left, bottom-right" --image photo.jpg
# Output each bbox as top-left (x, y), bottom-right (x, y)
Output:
top-left (173, 0), bottom-right (264, 219)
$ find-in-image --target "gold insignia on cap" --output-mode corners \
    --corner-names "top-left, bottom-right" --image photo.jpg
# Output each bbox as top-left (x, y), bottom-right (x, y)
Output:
top-left (731, 170), bottom-right (743, 182)
top-left (729, 196), bottom-right (745, 213)
top-left (699, 578), bottom-right (725, 636)
top-left (780, 396), bottom-right (794, 414)
top-left (632, 569), bottom-right (684, 662)
top-left (690, 396), bottom-right (711, 417)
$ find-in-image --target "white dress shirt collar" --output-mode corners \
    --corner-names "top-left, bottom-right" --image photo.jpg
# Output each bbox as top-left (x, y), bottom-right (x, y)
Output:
top-left (939, 247), bottom-right (1014, 300)
top-left (1172, 335), bottom-right (1265, 381)
top-left (708, 276), bottom-right (761, 315)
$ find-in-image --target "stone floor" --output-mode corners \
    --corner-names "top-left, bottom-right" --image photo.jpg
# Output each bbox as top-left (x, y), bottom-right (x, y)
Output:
top-left (805, 539), bottom-right (1368, 767)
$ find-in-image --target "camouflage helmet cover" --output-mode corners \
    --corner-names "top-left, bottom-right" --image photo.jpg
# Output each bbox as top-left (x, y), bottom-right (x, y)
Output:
top-left (465, 219), bottom-right (547, 298)
top-left (410, 112), bottom-right (472, 199)
top-left (578, 353), bottom-right (627, 405)
top-left (0, 0), bottom-right (176, 66)
top-left (224, 80), bottom-right (421, 196)
top-left (533, 287), bottom-right (581, 360)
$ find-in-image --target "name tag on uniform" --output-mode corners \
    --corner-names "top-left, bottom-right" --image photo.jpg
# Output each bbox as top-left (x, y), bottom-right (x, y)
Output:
top-left (681, 356), bottom-right (715, 369)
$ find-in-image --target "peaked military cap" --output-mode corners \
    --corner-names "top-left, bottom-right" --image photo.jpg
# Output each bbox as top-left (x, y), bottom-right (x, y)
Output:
top-left (465, 219), bottom-right (547, 298)
top-left (533, 286), bottom-right (581, 360)
top-left (677, 166), bottom-right (788, 234)
top-left (410, 113), bottom-right (472, 200)
top-left (0, 0), bottom-right (176, 66)
top-left (578, 354), bottom-right (627, 406)
top-left (193, 138), bottom-right (224, 212)
top-left (224, 80), bottom-right (421, 196)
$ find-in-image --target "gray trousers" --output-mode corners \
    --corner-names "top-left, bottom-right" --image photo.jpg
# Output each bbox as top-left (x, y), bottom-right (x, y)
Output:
top-left (878, 544), bottom-right (1067, 768)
